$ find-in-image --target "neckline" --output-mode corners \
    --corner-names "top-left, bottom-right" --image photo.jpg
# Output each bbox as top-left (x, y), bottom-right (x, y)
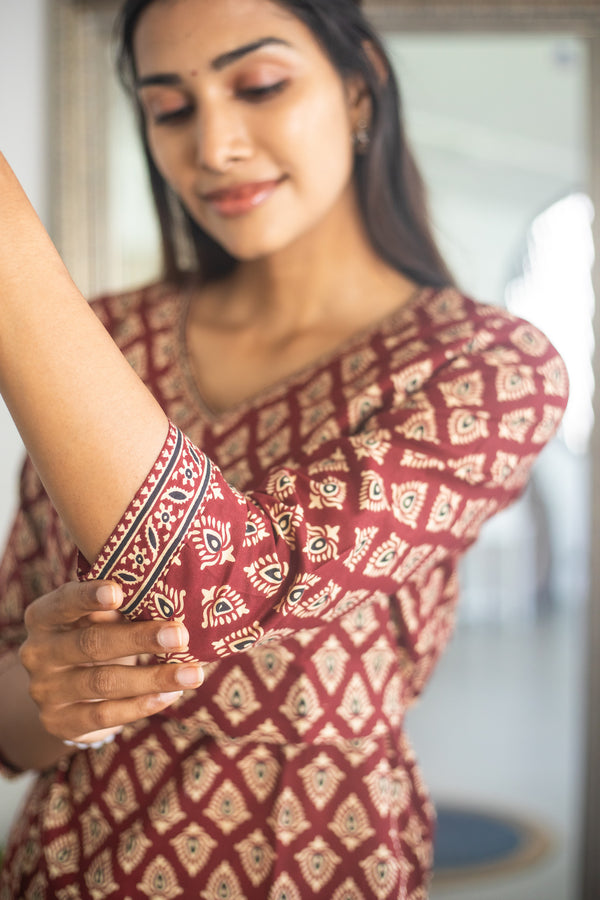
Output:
top-left (175, 282), bottom-right (435, 427)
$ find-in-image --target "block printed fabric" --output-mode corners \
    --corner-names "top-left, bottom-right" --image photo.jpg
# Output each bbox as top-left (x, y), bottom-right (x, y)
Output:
top-left (0, 283), bottom-right (568, 898)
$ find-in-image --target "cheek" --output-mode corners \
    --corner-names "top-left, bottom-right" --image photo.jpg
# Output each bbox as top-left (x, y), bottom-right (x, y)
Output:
top-left (146, 129), bottom-right (187, 189)
top-left (278, 86), bottom-right (354, 195)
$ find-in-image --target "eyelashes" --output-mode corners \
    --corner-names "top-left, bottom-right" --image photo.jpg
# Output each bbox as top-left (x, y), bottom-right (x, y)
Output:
top-left (150, 80), bottom-right (289, 126)
top-left (239, 80), bottom-right (288, 101)
top-left (153, 106), bottom-right (193, 125)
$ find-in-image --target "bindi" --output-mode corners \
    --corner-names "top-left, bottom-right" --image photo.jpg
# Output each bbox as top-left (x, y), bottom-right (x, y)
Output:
top-left (190, 69), bottom-right (198, 77)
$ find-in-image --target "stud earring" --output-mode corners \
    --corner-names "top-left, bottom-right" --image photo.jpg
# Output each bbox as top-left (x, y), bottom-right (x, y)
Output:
top-left (353, 120), bottom-right (370, 153)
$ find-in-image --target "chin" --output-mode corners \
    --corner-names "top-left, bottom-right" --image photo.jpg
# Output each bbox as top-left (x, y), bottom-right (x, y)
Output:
top-left (212, 229), bottom-right (300, 263)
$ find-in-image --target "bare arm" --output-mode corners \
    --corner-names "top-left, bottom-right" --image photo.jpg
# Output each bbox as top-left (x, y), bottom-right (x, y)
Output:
top-left (0, 650), bottom-right (69, 772)
top-left (0, 154), bottom-right (168, 562)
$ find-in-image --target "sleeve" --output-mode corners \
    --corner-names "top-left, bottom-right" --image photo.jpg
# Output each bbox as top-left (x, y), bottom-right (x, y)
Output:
top-left (0, 459), bottom-right (79, 777)
top-left (79, 313), bottom-right (569, 668)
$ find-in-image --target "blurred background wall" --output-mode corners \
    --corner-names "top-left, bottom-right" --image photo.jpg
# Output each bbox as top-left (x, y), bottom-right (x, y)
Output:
top-left (0, 0), bottom-right (49, 842)
top-left (0, 0), bottom-right (49, 547)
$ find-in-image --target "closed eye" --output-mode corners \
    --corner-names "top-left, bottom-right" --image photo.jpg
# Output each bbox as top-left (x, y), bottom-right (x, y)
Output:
top-left (239, 81), bottom-right (288, 102)
top-left (153, 105), bottom-right (194, 126)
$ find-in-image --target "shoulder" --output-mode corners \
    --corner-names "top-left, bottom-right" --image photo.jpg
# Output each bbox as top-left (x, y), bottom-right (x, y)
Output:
top-left (393, 286), bottom-right (566, 379)
top-left (411, 287), bottom-right (550, 352)
top-left (375, 286), bottom-right (569, 426)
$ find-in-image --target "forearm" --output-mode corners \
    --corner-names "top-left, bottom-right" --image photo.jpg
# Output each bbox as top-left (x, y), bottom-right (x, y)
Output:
top-left (0, 154), bottom-right (168, 562)
top-left (0, 651), bottom-right (72, 772)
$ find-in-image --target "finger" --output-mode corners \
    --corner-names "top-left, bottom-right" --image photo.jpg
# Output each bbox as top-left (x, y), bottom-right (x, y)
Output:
top-left (24, 581), bottom-right (123, 632)
top-left (34, 662), bottom-right (204, 705)
top-left (25, 618), bottom-right (191, 668)
top-left (41, 691), bottom-right (185, 742)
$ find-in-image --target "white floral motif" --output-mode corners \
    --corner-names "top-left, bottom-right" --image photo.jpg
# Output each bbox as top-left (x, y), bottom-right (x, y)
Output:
top-left (489, 451), bottom-right (519, 486)
top-left (273, 572), bottom-right (322, 615)
top-left (212, 622), bottom-right (265, 657)
top-left (395, 408), bottom-right (439, 444)
top-left (152, 582), bottom-right (186, 620)
top-left (364, 534), bottom-right (408, 578)
top-left (308, 476), bottom-right (347, 510)
top-left (270, 502), bottom-right (304, 548)
top-left (439, 370), bottom-right (485, 407)
top-left (359, 470), bottom-right (389, 512)
top-left (448, 409), bottom-right (490, 445)
top-left (426, 485), bottom-right (463, 533)
top-left (347, 384), bottom-right (383, 430)
top-left (448, 454), bottom-right (487, 485)
top-left (279, 675), bottom-right (324, 736)
top-left (290, 580), bottom-right (342, 618)
top-left (311, 635), bottom-right (351, 696)
top-left (190, 516), bottom-right (235, 569)
top-left (495, 365), bottom-right (537, 402)
top-left (350, 428), bottom-right (392, 465)
top-left (298, 751), bottom-right (346, 811)
top-left (266, 468), bottom-right (297, 499)
top-left (127, 543), bottom-right (151, 571)
top-left (498, 407), bottom-right (537, 444)
top-left (304, 524), bottom-right (340, 564)
top-left (391, 481), bottom-right (428, 529)
top-left (338, 674), bottom-right (376, 733)
top-left (344, 526), bottom-right (379, 573)
top-left (511, 323), bottom-right (549, 357)
top-left (267, 788), bottom-right (311, 847)
top-left (391, 360), bottom-right (434, 401)
top-left (294, 836), bottom-right (342, 892)
top-left (200, 586), bottom-right (249, 627)
top-left (243, 555), bottom-right (289, 598)
top-left (538, 356), bottom-right (569, 397)
top-left (177, 460), bottom-right (197, 486)
top-left (328, 793), bottom-right (376, 851)
top-left (154, 502), bottom-right (175, 532)
top-left (212, 666), bottom-right (262, 727)
top-left (242, 509), bottom-right (270, 548)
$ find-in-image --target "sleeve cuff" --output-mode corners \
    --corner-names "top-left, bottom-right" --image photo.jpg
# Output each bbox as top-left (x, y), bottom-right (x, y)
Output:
top-left (78, 422), bottom-right (213, 619)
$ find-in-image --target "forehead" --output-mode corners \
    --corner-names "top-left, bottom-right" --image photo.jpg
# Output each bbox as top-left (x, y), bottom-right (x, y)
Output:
top-left (133, 0), bottom-right (314, 72)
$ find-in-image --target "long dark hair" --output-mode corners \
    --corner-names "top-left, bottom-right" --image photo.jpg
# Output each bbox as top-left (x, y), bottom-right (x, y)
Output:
top-left (115, 0), bottom-right (454, 287)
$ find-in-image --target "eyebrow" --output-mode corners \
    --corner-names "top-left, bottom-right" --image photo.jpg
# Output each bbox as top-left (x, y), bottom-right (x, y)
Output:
top-left (136, 36), bottom-right (292, 88)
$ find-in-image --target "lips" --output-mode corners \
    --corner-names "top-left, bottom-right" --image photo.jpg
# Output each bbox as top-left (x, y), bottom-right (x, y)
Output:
top-left (202, 178), bottom-right (285, 217)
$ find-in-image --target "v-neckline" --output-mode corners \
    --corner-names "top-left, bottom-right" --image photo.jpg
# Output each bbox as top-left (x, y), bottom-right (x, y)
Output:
top-left (175, 283), bottom-right (433, 428)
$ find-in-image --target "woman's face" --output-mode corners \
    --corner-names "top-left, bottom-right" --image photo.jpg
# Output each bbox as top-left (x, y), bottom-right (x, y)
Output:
top-left (133, 0), bottom-right (364, 261)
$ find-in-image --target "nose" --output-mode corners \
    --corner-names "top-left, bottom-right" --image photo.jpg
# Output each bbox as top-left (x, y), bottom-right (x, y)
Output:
top-left (194, 102), bottom-right (253, 173)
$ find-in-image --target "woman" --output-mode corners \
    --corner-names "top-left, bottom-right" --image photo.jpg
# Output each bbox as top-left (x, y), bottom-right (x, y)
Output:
top-left (0, 0), bottom-right (568, 897)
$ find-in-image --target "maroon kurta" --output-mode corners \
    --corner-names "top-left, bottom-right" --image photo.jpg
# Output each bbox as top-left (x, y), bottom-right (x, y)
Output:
top-left (0, 283), bottom-right (568, 899)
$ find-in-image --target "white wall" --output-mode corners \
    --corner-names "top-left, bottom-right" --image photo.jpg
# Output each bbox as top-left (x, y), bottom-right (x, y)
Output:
top-left (0, 0), bottom-right (49, 547)
top-left (0, 0), bottom-right (49, 844)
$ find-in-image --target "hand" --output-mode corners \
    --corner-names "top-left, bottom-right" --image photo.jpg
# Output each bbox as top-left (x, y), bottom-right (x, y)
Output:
top-left (19, 580), bottom-right (204, 746)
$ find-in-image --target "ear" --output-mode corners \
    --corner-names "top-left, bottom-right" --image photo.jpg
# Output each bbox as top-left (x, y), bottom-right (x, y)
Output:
top-left (345, 39), bottom-right (389, 128)
top-left (345, 72), bottom-right (371, 127)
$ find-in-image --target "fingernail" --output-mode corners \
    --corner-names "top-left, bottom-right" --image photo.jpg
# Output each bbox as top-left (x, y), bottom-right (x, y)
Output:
top-left (176, 665), bottom-right (204, 687)
top-left (158, 625), bottom-right (189, 650)
top-left (97, 584), bottom-right (122, 608)
top-left (160, 691), bottom-right (183, 704)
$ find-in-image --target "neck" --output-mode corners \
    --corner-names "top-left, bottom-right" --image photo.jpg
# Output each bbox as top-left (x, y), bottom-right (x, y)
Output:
top-left (194, 186), bottom-right (416, 338)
